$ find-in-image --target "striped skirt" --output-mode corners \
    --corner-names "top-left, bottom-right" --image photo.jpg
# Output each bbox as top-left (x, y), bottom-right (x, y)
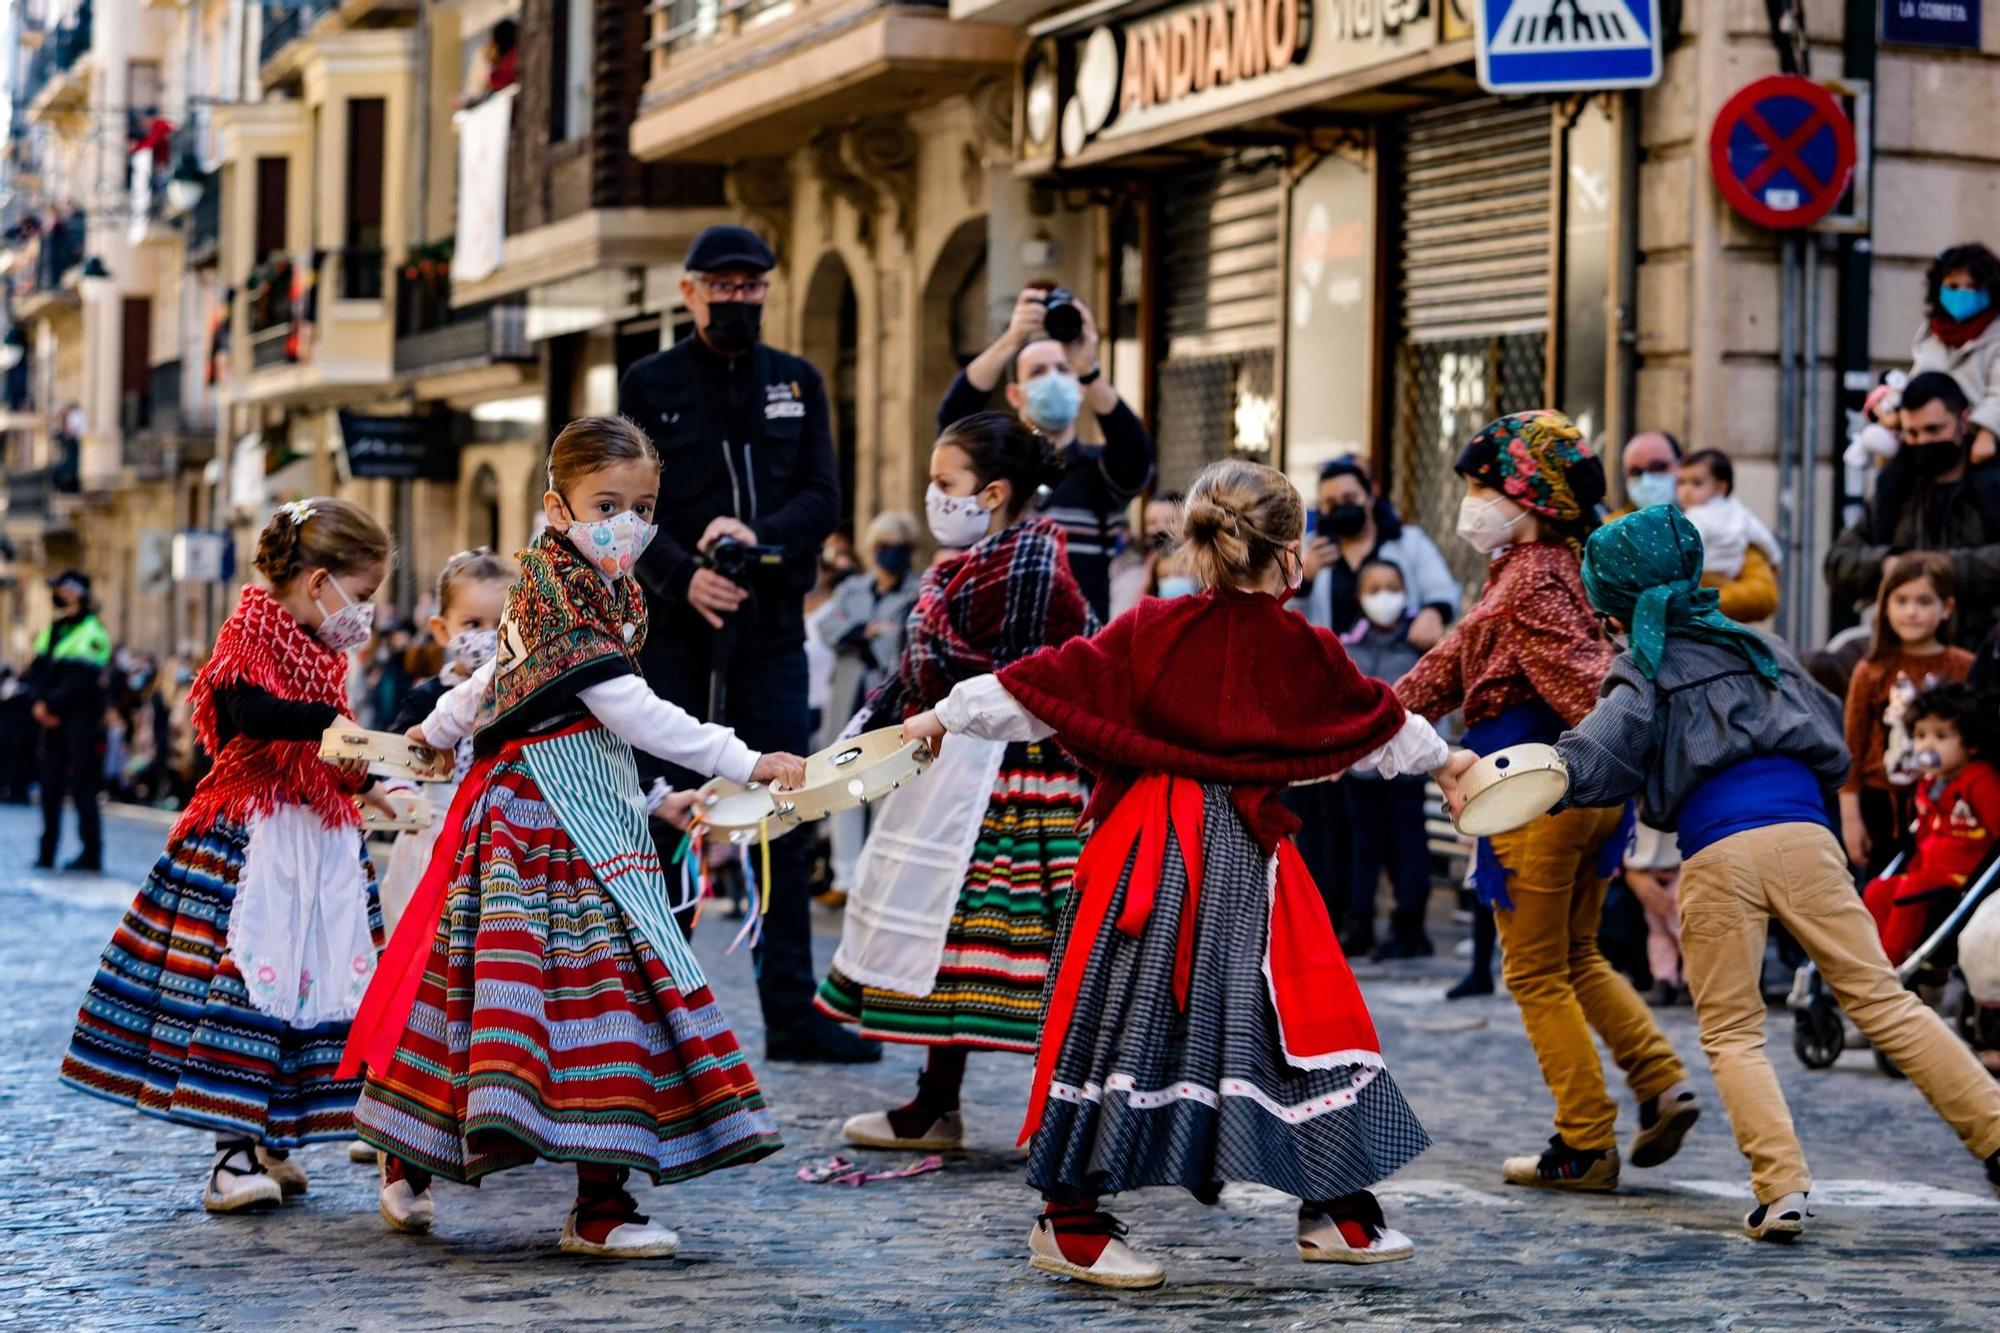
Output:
top-left (1027, 784), bottom-right (1430, 1204)
top-left (59, 816), bottom-right (382, 1148)
top-left (816, 741), bottom-right (1082, 1052)
top-left (354, 751), bottom-right (782, 1185)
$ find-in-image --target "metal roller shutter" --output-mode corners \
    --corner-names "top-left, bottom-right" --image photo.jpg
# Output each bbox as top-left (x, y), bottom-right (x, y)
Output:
top-left (1390, 98), bottom-right (1553, 588)
top-left (1153, 153), bottom-right (1284, 490)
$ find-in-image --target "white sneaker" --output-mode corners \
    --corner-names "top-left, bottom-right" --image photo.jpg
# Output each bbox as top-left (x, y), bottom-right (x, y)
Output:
top-left (841, 1108), bottom-right (965, 1152)
top-left (1027, 1212), bottom-right (1166, 1289)
top-left (378, 1158), bottom-right (435, 1235)
top-left (348, 1139), bottom-right (380, 1165)
top-left (1297, 1200), bottom-right (1416, 1265)
top-left (203, 1143), bottom-right (283, 1214)
top-left (1743, 1191), bottom-right (1808, 1243)
top-left (559, 1209), bottom-right (678, 1259)
top-left (256, 1147), bottom-right (308, 1198)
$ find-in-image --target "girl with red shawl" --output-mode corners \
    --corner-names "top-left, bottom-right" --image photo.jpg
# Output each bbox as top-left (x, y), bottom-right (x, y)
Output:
top-left (61, 499), bottom-right (396, 1214)
top-left (818, 412), bottom-right (1094, 1151)
top-left (903, 459), bottom-right (1453, 1289)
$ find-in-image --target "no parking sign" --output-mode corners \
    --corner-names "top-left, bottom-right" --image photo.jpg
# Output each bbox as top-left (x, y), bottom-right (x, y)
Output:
top-left (1708, 75), bottom-right (1856, 230)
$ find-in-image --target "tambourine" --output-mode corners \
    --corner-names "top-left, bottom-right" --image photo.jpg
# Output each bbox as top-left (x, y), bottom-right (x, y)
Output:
top-left (773, 726), bottom-right (934, 824)
top-left (320, 726), bottom-right (454, 782)
top-left (362, 791), bottom-right (434, 835)
top-left (1452, 743), bottom-right (1571, 838)
top-left (694, 777), bottom-right (798, 845)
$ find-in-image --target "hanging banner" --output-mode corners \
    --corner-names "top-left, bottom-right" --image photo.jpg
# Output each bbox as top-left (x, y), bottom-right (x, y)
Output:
top-left (453, 86), bottom-right (517, 285)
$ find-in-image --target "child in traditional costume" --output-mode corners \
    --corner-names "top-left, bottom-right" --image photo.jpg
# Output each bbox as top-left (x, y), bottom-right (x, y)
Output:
top-left (904, 459), bottom-right (1449, 1288)
top-left (342, 417), bottom-right (804, 1258)
top-left (376, 548), bottom-right (515, 932)
top-left (61, 498), bottom-right (395, 1213)
top-left (1395, 411), bottom-right (1699, 1194)
top-left (817, 412), bottom-right (1094, 1151)
top-left (1478, 504), bottom-right (2000, 1238)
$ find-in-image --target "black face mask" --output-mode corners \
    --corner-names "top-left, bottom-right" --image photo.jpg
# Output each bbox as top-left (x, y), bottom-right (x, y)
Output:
top-left (1322, 503), bottom-right (1369, 539)
top-left (1908, 437), bottom-right (1964, 479)
top-left (704, 301), bottom-right (763, 356)
top-left (1146, 530), bottom-right (1175, 553)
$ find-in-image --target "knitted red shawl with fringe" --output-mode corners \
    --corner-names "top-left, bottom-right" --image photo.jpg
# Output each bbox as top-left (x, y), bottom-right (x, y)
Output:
top-left (171, 585), bottom-right (360, 841)
top-left (996, 586), bottom-right (1406, 849)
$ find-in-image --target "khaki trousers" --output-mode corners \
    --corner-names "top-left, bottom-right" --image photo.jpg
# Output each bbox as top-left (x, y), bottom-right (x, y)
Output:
top-left (1491, 805), bottom-right (1689, 1152)
top-left (1679, 822), bottom-right (2000, 1202)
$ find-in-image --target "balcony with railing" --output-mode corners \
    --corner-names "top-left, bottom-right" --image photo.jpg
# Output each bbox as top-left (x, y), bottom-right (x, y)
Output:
top-left (120, 359), bottom-right (212, 479)
top-left (246, 259), bottom-right (298, 370)
top-left (13, 210), bottom-right (86, 319)
top-left (632, 0), bottom-right (1012, 163)
top-left (394, 250), bottom-right (530, 380)
top-left (22, 3), bottom-right (91, 121)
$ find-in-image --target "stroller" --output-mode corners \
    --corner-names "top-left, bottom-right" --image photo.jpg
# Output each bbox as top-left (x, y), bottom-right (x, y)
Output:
top-left (1790, 845), bottom-right (2000, 1075)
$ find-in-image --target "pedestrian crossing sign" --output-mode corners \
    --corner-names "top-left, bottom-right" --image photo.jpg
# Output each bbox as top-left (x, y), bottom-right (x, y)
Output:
top-left (1475, 0), bottom-right (1664, 94)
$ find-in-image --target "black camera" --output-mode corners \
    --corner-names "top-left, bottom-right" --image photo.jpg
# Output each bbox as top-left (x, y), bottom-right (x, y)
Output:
top-left (703, 537), bottom-right (787, 586)
top-left (1041, 287), bottom-right (1083, 344)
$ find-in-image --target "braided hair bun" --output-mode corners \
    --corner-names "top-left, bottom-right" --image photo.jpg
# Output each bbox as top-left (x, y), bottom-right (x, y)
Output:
top-left (1179, 459), bottom-right (1304, 590)
top-left (253, 497), bottom-right (393, 587)
top-left (936, 410), bottom-right (1067, 518)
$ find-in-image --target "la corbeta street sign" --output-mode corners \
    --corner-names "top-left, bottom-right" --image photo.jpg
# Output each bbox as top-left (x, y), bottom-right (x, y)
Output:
top-left (1708, 74), bottom-right (1857, 230)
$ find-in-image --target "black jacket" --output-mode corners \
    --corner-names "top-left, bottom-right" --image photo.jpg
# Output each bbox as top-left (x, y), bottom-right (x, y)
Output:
top-left (936, 371), bottom-right (1153, 620)
top-left (1825, 455), bottom-right (2000, 646)
top-left (620, 337), bottom-right (841, 667)
top-left (25, 611), bottom-right (109, 724)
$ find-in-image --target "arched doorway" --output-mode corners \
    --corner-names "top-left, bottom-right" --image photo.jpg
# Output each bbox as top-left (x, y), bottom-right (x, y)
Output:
top-left (470, 464), bottom-right (502, 553)
top-left (799, 252), bottom-right (859, 539)
top-left (917, 217), bottom-right (988, 510)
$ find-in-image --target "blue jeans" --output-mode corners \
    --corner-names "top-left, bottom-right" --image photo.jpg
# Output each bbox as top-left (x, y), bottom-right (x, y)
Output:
top-left (641, 644), bottom-right (817, 1032)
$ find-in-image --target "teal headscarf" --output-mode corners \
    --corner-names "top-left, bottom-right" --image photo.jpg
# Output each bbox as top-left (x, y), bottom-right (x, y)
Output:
top-left (1580, 504), bottom-right (1780, 682)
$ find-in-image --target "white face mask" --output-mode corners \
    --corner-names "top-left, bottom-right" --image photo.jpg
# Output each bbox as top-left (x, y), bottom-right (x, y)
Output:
top-left (1457, 494), bottom-right (1527, 554)
top-left (563, 507), bottom-right (656, 583)
top-left (447, 627), bottom-right (498, 672)
top-left (1158, 575), bottom-right (1199, 599)
top-left (1626, 470), bottom-right (1676, 511)
top-left (925, 482), bottom-right (993, 548)
top-left (313, 576), bottom-right (376, 653)
top-left (1360, 589), bottom-right (1408, 627)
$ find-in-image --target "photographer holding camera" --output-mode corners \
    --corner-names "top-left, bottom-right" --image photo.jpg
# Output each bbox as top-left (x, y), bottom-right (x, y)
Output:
top-left (937, 283), bottom-right (1154, 619)
top-left (620, 225), bottom-right (879, 1065)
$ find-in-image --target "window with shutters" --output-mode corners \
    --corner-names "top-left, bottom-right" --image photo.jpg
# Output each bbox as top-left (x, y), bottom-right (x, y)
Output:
top-left (1390, 98), bottom-right (1553, 590)
top-left (344, 98), bottom-right (387, 300)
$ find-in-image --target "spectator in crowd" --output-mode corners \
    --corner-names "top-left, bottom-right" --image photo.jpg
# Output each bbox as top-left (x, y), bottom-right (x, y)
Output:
top-left (1617, 429), bottom-right (1682, 513)
top-left (1910, 242), bottom-right (2000, 467)
top-left (1337, 559), bottom-right (1435, 960)
top-left (1108, 491), bottom-right (1184, 616)
top-left (1674, 448), bottom-right (1780, 623)
top-left (810, 511), bottom-right (924, 903)
top-left (1839, 552), bottom-right (1975, 876)
top-left (0, 666), bottom-right (32, 803)
top-left (26, 570), bottom-right (110, 872)
top-left (1301, 456), bottom-right (1458, 644)
top-left (456, 18), bottom-right (519, 109)
top-left (1622, 825), bottom-right (1686, 1007)
top-left (1826, 371), bottom-right (2000, 649)
top-left (1845, 373), bottom-right (1905, 526)
top-left (937, 285), bottom-right (1154, 619)
top-left (619, 224), bottom-right (870, 1064)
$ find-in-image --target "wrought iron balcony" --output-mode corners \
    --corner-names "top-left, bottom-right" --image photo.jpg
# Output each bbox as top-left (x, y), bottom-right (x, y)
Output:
top-left (260, 0), bottom-right (333, 68)
top-left (394, 265), bottom-right (529, 377)
top-left (21, 3), bottom-right (89, 112)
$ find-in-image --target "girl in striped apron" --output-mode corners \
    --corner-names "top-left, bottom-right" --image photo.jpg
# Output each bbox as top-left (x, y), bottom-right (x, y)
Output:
top-left (341, 417), bottom-right (804, 1259)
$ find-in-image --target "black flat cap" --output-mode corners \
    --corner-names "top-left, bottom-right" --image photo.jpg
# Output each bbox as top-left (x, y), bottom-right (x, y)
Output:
top-left (49, 569), bottom-right (90, 594)
top-left (685, 224), bottom-right (776, 274)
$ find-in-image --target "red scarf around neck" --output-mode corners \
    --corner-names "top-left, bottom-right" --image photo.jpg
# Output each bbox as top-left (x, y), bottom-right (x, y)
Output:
top-left (173, 584), bottom-right (360, 841)
top-left (997, 588), bottom-right (1406, 849)
top-left (1930, 307), bottom-right (1998, 349)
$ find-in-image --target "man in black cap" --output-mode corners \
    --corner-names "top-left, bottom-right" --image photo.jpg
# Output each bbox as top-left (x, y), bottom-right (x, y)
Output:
top-left (25, 570), bottom-right (111, 871)
top-left (619, 225), bottom-right (876, 1064)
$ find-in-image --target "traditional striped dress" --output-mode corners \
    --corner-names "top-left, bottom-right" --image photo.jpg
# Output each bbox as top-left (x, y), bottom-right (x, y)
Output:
top-left (815, 518), bottom-right (1093, 1052)
top-left (350, 531), bottom-right (781, 1184)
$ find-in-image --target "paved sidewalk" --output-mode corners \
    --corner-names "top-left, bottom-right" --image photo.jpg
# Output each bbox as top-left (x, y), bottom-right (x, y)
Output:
top-left (2, 804), bottom-right (1995, 1331)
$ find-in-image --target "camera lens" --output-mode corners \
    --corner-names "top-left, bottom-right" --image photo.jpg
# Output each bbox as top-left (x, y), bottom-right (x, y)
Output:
top-left (1042, 287), bottom-right (1082, 344)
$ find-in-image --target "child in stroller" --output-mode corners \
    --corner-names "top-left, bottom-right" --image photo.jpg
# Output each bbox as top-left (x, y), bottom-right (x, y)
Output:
top-left (1864, 685), bottom-right (2000, 967)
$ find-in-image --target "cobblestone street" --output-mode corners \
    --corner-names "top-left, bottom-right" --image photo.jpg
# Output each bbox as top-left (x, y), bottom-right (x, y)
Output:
top-left (3, 805), bottom-right (1996, 1331)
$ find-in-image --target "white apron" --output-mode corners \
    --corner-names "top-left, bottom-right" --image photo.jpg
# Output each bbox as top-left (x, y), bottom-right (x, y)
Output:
top-left (228, 805), bottom-right (376, 1029)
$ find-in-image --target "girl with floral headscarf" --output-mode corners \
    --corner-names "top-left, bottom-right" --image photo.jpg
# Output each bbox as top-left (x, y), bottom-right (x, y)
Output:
top-left (1397, 411), bottom-right (1699, 1196)
top-left (1450, 503), bottom-right (2000, 1240)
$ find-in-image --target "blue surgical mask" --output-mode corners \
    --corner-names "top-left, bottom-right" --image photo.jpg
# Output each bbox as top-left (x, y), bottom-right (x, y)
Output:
top-left (874, 544), bottom-right (912, 575)
top-left (1938, 286), bottom-right (1991, 322)
top-left (1023, 372), bottom-right (1083, 433)
top-left (1626, 470), bottom-right (1676, 510)
top-left (1158, 576), bottom-right (1199, 599)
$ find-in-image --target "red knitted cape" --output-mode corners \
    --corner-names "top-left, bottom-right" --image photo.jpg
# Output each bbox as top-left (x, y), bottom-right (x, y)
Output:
top-left (996, 587), bottom-right (1406, 849)
top-left (171, 585), bottom-right (360, 841)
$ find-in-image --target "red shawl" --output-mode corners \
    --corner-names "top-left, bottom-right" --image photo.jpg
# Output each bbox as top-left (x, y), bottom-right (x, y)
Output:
top-left (996, 587), bottom-right (1406, 850)
top-left (1930, 307), bottom-right (1998, 349)
top-left (173, 585), bottom-right (360, 841)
